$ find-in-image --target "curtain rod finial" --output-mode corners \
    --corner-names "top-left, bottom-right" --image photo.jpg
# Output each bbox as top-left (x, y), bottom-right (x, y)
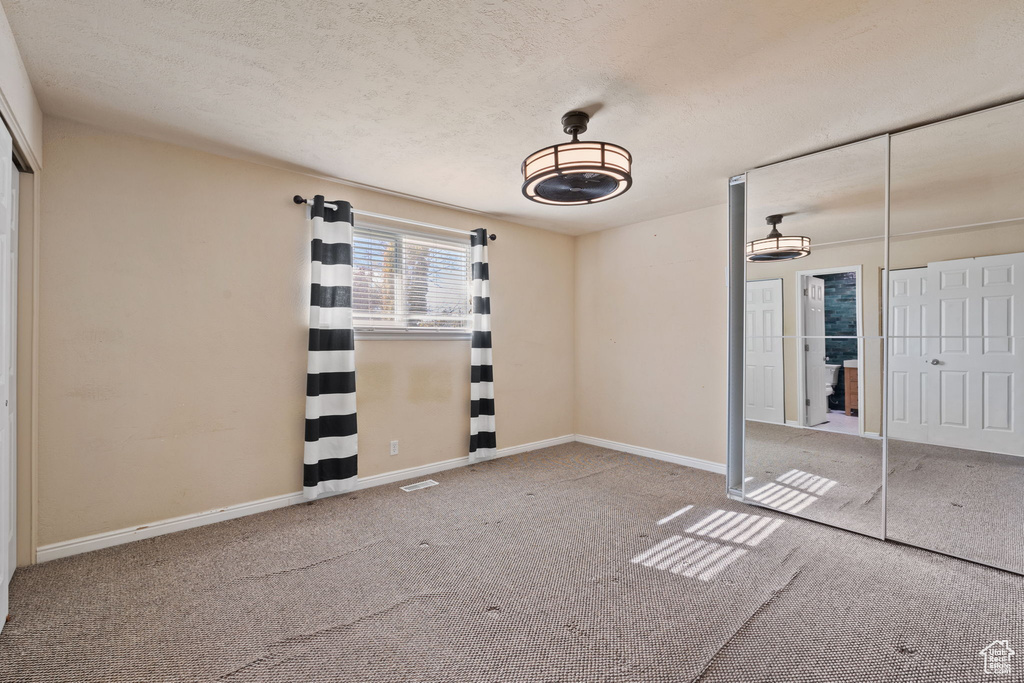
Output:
top-left (489, 234), bottom-right (497, 241)
top-left (293, 195), bottom-right (306, 205)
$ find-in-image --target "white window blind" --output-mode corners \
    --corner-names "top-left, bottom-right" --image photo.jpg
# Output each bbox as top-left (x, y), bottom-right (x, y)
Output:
top-left (352, 224), bottom-right (472, 331)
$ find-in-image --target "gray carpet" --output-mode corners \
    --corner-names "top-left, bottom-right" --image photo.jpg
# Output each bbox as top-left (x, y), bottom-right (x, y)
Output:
top-left (1, 443), bottom-right (1021, 682)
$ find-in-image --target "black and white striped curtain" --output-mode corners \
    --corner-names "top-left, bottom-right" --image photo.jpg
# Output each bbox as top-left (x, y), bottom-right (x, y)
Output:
top-left (469, 228), bottom-right (496, 461)
top-left (304, 196), bottom-right (358, 499)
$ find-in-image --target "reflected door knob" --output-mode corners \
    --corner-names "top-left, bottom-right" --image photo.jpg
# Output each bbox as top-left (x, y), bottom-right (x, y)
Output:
top-left (928, 358), bottom-right (942, 365)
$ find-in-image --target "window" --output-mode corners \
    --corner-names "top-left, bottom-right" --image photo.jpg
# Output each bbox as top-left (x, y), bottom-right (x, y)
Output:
top-left (352, 224), bottom-right (472, 334)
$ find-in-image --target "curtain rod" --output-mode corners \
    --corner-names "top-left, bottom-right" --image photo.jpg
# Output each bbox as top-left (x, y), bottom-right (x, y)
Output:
top-left (293, 195), bottom-right (496, 241)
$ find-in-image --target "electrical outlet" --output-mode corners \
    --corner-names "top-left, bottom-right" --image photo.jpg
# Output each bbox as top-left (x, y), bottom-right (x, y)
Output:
top-left (390, 440), bottom-right (399, 455)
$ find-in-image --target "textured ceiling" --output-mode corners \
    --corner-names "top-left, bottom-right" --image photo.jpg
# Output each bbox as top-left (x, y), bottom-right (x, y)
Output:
top-left (4, 0), bottom-right (1024, 234)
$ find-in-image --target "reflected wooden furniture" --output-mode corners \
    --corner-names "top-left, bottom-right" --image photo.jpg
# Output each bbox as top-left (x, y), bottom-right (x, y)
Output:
top-left (845, 366), bottom-right (859, 416)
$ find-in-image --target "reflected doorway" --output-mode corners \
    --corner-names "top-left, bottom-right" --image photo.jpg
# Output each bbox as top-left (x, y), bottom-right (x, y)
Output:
top-left (796, 266), bottom-right (864, 436)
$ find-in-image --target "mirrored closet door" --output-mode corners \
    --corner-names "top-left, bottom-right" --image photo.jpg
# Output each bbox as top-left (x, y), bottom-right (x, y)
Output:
top-left (886, 100), bottom-right (1024, 574)
top-left (742, 136), bottom-right (887, 538)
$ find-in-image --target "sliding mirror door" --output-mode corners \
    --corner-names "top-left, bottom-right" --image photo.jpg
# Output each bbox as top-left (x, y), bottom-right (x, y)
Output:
top-left (743, 137), bottom-right (887, 536)
top-left (887, 101), bottom-right (1024, 573)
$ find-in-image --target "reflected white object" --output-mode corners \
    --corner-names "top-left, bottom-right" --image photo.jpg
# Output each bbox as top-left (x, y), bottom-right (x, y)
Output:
top-left (745, 279), bottom-right (785, 424)
top-left (843, 360), bottom-right (858, 368)
top-left (889, 252), bottom-right (1024, 454)
top-left (824, 363), bottom-right (841, 397)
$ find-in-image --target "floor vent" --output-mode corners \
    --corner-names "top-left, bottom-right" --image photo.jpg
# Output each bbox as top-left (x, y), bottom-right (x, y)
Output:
top-left (400, 479), bottom-right (439, 492)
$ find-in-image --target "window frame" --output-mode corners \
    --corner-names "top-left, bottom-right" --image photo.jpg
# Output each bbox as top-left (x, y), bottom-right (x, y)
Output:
top-left (350, 221), bottom-right (473, 340)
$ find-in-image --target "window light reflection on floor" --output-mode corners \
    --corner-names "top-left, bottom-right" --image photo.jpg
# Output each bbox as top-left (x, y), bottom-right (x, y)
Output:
top-left (632, 468), bottom-right (837, 582)
top-left (745, 466), bottom-right (839, 513)
top-left (630, 510), bottom-right (784, 582)
top-left (775, 469), bottom-right (838, 495)
top-left (630, 534), bottom-right (751, 581)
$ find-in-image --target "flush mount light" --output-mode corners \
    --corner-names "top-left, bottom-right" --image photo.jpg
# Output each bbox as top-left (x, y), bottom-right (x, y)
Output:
top-left (522, 111), bottom-right (632, 205)
top-left (746, 214), bottom-right (811, 262)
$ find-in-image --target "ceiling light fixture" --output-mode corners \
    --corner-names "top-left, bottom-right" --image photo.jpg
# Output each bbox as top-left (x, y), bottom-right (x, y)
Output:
top-left (746, 214), bottom-right (811, 261)
top-left (521, 111), bottom-right (632, 205)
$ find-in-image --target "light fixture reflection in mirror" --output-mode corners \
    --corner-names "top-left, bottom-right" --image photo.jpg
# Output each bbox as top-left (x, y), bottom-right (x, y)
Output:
top-left (746, 214), bottom-right (811, 261)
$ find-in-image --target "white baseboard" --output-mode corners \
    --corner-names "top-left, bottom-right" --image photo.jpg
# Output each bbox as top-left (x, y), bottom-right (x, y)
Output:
top-left (574, 434), bottom-right (726, 475)
top-left (35, 491), bottom-right (308, 563)
top-left (35, 433), bottom-right (576, 563)
top-left (494, 433), bottom-right (576, 458)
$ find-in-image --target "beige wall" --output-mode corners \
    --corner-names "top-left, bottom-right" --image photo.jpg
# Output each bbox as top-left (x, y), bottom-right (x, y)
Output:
top-left (574, 204), bottom-right (729, 465)
top-left (34, 117), bottom-right (574, 547)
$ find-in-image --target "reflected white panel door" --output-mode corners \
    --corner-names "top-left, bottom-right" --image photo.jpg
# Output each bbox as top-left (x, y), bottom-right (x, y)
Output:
top-left (803, 276), bottom-right (827, 426)
top-left (745, 279), bottom-right (785, 423)
top-left (926, 253), bottom-right (1024, 454)
top-left (0, 125), bottom-right (11, 631)
top-left (888, 268), bottom-right (929, 441)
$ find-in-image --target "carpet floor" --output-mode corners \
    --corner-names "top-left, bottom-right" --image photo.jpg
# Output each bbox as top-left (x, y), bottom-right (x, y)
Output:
top-left (1, 442), bottom-right (1021, 682)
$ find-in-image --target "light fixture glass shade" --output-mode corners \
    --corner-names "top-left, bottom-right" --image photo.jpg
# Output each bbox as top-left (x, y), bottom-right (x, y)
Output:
top-left (746, 233), bottom-right (812, 261)
top-left (522, 140), bottom-right (632, 205)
